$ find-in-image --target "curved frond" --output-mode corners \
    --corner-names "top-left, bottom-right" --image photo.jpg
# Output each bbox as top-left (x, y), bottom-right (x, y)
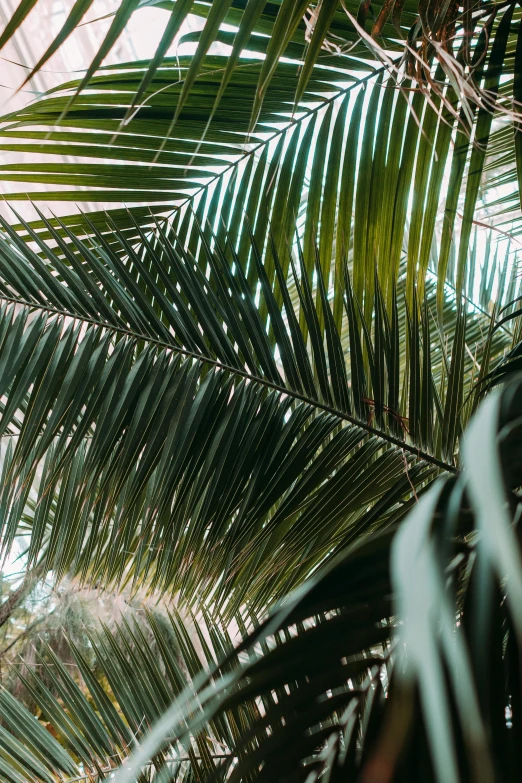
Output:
top-left (0, 211), bottom-right (456, 612)
top-left (48, 371), bottom-right (522, 783)
top-left (1, 4), bottom-right (520, 319)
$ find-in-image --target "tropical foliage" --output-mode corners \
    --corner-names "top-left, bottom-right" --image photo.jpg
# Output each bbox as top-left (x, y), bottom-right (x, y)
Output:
top-left (0, 0), bottom-right (521, 780)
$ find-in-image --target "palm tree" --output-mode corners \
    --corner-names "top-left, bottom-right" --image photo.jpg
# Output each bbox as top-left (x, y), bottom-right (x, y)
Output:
top-left (0, 0), bottom-right (521, 780)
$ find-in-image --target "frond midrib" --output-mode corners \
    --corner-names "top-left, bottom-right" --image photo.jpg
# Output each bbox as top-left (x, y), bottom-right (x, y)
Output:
top-left (0, 292), bottom-right (457, 475)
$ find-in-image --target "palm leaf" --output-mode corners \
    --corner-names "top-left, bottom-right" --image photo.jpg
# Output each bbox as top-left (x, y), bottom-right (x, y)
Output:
top-left (1, 0), bottom-right (375, 123)
top-left (0, 210), bottom-right (461, 613)
top-left (0, 607), bottom-right (251, 781)
top-left (31, 372), bottom-right (518, 783)
top-left (0, 4), bottom-right (517, 323)
top-left (0, 199), bottom-right (513, 615)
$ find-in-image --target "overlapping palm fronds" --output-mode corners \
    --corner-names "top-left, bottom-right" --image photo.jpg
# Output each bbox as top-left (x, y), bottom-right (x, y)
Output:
top-left (0, 606), bottom-right (250, 782)
top-left (0, 1), bottom-right (521, 782)
top-left (1, 0), bottom-right (520, 311)
top-left (6, 372), bottom-right (522, 783)
top-left (0, 208), bottom-right (503, 615)
top-left (38, 371), bottom-right (516, 783)
top-left (1, 0), bottom-right (518, 134)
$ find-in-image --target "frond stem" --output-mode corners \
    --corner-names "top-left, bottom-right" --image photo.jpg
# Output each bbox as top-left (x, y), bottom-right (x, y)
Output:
top-left (174, 62), bottom-right (387, 213)
top-left (0, 293), bottom-right (458, 475)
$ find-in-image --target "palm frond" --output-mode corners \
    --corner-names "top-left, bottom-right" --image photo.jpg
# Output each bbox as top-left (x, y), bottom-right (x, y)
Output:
top-left (0, 607), bottom-right (250, 782)
top-left (0, 178), bottom-right (515, 613)
top-left (0, 0), bottom-right (409, 118)
top-left (0, 3), bottom-right (519, 320)
top-left (42, 371), bottom-right (520, 783)
top-left (0, 210), bottom-right (459, 613)
top-left (0, 213), bottom-right (511, 614)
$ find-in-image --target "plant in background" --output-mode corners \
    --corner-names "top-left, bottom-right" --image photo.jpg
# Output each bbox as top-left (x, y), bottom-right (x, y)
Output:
top-left (0, 0), bottom-right (520, 781)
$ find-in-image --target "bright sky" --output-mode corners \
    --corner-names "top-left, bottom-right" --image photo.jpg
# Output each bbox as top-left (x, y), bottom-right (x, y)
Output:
top-left (0, 0), bottom-right (203, 106)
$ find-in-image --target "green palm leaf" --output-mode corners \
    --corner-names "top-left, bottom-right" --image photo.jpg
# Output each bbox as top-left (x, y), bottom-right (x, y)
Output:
top-left (0, 607), bottom-right (252, 781)
top-left (0, 2), bottom-right (520, 781)
top-left (0, 211), bottom-right (458, 612)
top-left (29, 372), bottom-right (515, 783)
top-left (0, 207), bottom-right (511, 612)
top-left (0, 3), bottom-right (517, 320)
